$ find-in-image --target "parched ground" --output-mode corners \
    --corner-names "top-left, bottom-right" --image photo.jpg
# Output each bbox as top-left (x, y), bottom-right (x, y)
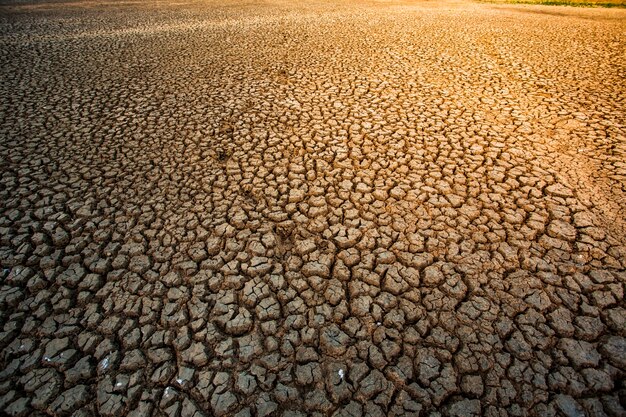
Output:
top-left (0, 0), bottom-right (625, 416)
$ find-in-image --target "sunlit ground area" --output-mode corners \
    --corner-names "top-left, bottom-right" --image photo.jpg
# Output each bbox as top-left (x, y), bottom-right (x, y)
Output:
top-left (0, 0), bottom-right (625, 416)
top-left (483, 0), bottom-right (625, 7)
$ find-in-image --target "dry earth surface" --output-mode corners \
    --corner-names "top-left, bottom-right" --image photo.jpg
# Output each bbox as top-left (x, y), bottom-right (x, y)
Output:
top-left (481, 0), bottom-right (626, 7)
top-left (1, 0), bottom-right (626, 416)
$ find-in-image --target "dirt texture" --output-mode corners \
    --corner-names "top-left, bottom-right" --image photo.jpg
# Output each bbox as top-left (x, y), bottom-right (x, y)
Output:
top-left (0, 0), bottom-right (625, 416)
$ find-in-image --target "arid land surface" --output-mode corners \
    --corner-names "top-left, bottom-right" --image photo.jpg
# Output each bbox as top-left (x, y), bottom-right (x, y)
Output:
top-left (1, 0), bottom-right (626, 416)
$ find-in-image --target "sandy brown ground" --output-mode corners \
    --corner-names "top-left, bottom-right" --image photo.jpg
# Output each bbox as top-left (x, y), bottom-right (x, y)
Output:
top-left (1, 0), bottom-right (626, 416)
top-left (482, 0), bottom-right (626, 6)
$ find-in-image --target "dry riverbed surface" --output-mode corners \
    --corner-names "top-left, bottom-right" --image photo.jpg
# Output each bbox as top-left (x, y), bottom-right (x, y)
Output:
top-left (1, 0), bottom-right (625, 416)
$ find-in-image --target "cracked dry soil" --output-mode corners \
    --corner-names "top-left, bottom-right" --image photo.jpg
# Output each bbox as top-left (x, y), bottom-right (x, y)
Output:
top-left (1, 0), bottom-right (626, 416)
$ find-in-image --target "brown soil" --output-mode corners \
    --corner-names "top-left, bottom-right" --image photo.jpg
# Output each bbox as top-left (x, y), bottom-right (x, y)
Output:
top-left (0, 1), bottom-right (625, 416)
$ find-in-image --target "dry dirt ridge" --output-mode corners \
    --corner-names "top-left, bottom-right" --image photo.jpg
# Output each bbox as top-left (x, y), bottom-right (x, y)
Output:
top-left (0, 0), bottom-right (625, 416)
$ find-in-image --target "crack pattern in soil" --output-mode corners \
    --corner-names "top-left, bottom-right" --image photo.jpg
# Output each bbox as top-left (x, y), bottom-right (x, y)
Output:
top-left (0, 1), bottom-right (625, 416)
